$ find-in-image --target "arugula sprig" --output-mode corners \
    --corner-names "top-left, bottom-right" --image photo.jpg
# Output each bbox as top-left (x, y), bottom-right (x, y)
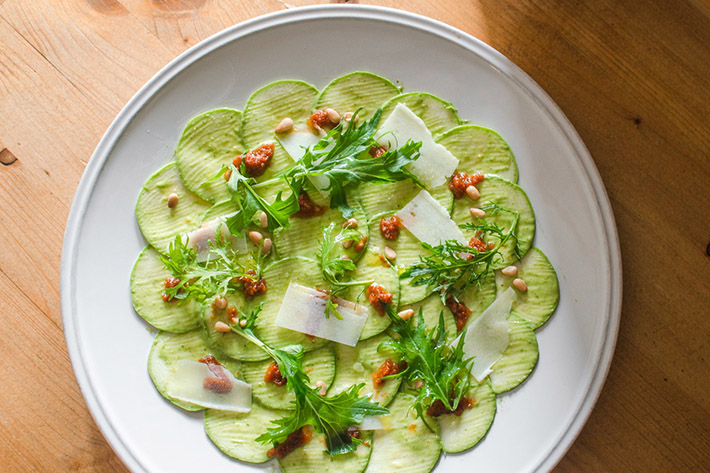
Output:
top-left (229, 307), bottom-right (388, 456)
top-left (224, 165), bottom-right (300, 236)
top-left (282, 109), bottom-right (424, 217)
top-left (316, 223), bottom-right (373, 319)
top-left (400, 205), bottom-right (520, 302)
top-left (158, 229), bottom-right (262, 303)
top-left (382, 307), bottom-right (473, 427)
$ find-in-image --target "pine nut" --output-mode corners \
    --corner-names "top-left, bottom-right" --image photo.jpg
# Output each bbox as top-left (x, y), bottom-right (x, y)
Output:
top-left (343, 112), bottom-right (357, 124)
top-left (466, 185), bottom-right (480, 200)
top-left (325, 108), bottom-right (341, 124)
top-left (341, 255), bottom-right (352, 261)
top-left (469, 207), bottom-right (485, 218)
top-left (274, 117), bottom-right (294, 133)
top-left (230, 316), bottom-right (239, 325)
top-left (261, 238), bottom-right (273, 255)
top-left (513, 278), bottom-right (528, 292)
top-left (315, 380), bottom-right (327, 396)
top-left (248, 231), bottom-right (263, 245)
top-left (398, 309), bottom-right (414, 321)
top-left (167, 193), bottom-right (179, 209)
top-left (342, 239), bottom-right (353, 249)
top-left (260, 211), bottom-right (268, 228)
top-left (342, 218), bottom-right (358, 229)
top-left (239, 319), bottom-right (247, 328)
top-left (384, 246), bottom-right (397, 260)
top-left (414, 379), bottom-right (425, 389)
top-left (502, 265), bottom-right (518, 277)
top-left (213, 295), bottom-right (228, 310)
top-left (214, 321), bottom-right (231, 333)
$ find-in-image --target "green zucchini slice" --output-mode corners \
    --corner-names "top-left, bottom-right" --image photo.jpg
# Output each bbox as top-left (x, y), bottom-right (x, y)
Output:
top-left (315, 72), bottom-right (400, 121)
top-left (438, 125), bottom-right (518, 182)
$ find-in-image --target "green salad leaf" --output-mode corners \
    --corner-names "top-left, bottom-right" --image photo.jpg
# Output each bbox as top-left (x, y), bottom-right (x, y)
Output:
top-left (230, 307), bottom-right (388, 456)
top-left (282, 109), bottom-right (424, 217)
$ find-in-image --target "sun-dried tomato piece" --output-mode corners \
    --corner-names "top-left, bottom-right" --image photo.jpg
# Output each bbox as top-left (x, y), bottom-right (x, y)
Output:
top-left (294, 191), bottom-right (326, 218)
top-left (366, 283), bottom-right (393, 316)
top-left (266, 427), bottom-right (312, 459)
top-left (264, 361), bottom-right (287, 386)
top-left (372, 359), bottom-right (406, 388)
top-left (446, 296), bottom-right (473, 331)
top-left (426, 396), bottom-right (475, 417)
top-left (448, 172), bottom-right (485, 199)
top-left (379, 216), bottom-right (401, 241)
top-left (234, 144), bottom-right (274, 178)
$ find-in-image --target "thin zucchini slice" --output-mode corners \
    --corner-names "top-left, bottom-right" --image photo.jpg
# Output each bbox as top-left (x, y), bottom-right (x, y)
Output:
top-left (175, 108), bottom-right (243, 203)
top-left (457, 272), bottom-right (498, 332)
top-left (241, 80), bottom-right (319, 181)
top-left (496, 247), bottom-right (559, 329)
top-left (401, 294), bottom-right (457, 344)
top-left (438, 125), bottom-right (519, 182)
top-left (489, 312), bottom-right (539, 394)
top-left (242, 346), bottom-right (336, 411)
top-left (204, 402), bottom-right (286, 463)
top-left (315, 72), bottom-right (400, 121)
top-left (364, 393), bottom-right (441, 473)
top-left (437, 380), bottom-right (496, 453)
top-left (249, 257), bottom-right (329, 351)
top-left (278, 431), bottom-right (373, 473)
top-left (148, 330), bottom-right (240, 411)
top-left (135, 161), bottom-right (211, 253)
top-left (380, 92), bottom-right (461, 137)
top-left (451, 175), bottom-right (535, 268)
top-left (131, 246), bottom-right (201, 333)
top-left (329, 333), bottom-right (401, 407)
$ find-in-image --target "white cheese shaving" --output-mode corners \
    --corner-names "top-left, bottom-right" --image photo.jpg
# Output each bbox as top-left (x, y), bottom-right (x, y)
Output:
top-left (395, 190), bottom-right (466, 246)
top-left (182, 215), bottom-right (247, 262)
top-left (274, 283), bottom-right (368, 346)
top-left (460, 288), bottom-right (516, 382)
top-left (377, 103), bottom-right (459, 187)
top-left (165, 360), bottom-right (252, 412)
top-left (276, 126), bottom-right (330, 197)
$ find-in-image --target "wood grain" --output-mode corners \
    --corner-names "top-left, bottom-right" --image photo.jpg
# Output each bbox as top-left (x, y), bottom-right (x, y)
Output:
top-left (1, 0), bottom-right (708, 472)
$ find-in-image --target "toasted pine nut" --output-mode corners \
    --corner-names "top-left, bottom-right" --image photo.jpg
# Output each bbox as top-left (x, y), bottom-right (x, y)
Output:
top-left (342, 239), bottom-right (354, 249)
top-left (413, 379), bottom-right (425, 389)
top-left (398, 309), bottom-right (414, 321)
top-left (239, 319), bottom-right (247, 328)
top-left (469, 207), bottom-right (485, 218)
top-left (167, 193), bottom-right (179, 208)
top-left (342, 218), bottom-right (358, 229)
top-left (343, 112), bottom-right (357, 123)
top-left (341, 255), bottom-right (352, 261)
top-left (214, 321), bottom-right (231, 333)
top-left (230, 316), bottom-right (239, 325)
top-left (261, 238), bottom-right (273, 255)
top-left (260, 211), bottom-right (268, 228)
top-left (325, 108), bottom-right (341, 124)
top-left (315, 380), bottom-right (327, 396)
top-left (502, 265), bottom-right (518, 277)
top-left (274, 117), bottom-right (294, 133)
top-left (223, 168), bottom-right (232, 181)
top-left (513, 278), bottom-right (528, 292)
top-left (248, 231), bottom-right (263, 245)
top-left (466, 185), bottom-right (480, 200)
top-left (384, 246), bottom-right (397, 260)
top-left (213, 295), bottom-right (228, 310)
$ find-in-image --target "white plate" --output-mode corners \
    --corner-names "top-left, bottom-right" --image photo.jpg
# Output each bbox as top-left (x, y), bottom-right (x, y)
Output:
top-left (61, 5), bottom-right (622, 473)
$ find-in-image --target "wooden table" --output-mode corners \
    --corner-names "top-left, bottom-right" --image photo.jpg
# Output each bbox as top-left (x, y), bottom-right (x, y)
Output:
top-left (1, 1), bottom-right (708, 471)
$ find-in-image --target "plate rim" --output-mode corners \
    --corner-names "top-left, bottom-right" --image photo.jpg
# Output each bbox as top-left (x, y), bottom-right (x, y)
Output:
top-left (60, 5), bottom-right (622, 473)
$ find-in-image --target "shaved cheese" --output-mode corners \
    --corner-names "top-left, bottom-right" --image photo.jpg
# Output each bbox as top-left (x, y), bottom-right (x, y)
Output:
top-left (395, 190), bottom-right (466, 246)
top-left (276, 126), bottom-right (330, 197)
top-left (274, 283), bottom-right (368, 346)
top-left (461, 288), bottom-right (516, 382)
top-left (165, 360), bottom-right (252, 412)
top-left (182, 215), bottom-right (247, 262)
top-left (377, 103), bottom-right (459, 187)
